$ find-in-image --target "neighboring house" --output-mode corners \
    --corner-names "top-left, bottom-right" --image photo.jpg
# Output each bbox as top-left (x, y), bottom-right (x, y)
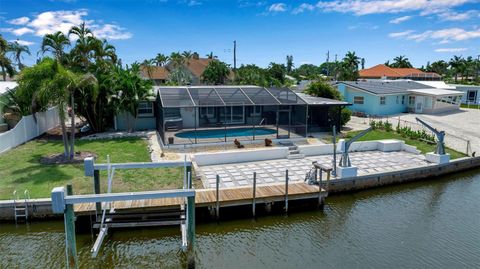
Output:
top-left (141, 56), bottom-right (231, 86)
top-left (114, 86), bottom-right (350, 144)
top-left (0, 81), bottom-right (17, 128)
top-left (359, 64), bottom-right (441, 81)
top-left (336, 80), bottom-right (464, 116)
top-left (447, 84), bottom-right (480, 104)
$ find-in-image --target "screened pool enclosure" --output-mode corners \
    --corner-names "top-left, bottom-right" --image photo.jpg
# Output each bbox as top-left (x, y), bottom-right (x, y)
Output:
top-left (154, 86), bottom-right (349, 145)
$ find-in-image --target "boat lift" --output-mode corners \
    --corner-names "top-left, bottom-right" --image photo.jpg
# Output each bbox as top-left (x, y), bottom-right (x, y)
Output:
top-left (51, 157), bottom-right (195, 268)
top-left (339, 127), bottom-right (373, 167)
top-left (415, 117), bottom-right (445, 155)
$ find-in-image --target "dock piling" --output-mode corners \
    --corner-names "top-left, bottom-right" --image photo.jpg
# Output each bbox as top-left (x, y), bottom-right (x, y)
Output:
top-left (252, 172), bottom-right (257, 217)
top-left (285, 170), bottom-right (289, 213)
top-left (65, 184), bottom-right (78, 269)
top-left (216, 175), bottom-right (220, 220)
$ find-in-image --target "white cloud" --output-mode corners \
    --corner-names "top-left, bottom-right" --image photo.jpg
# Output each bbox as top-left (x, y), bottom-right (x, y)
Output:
top-left (293, 3), bottom-right (315, 14)
top-left (389, 28), bottom-right (480, 43)
top-left (388, 30), bottom-right (414, 38)
top-left (389, 15), bottom-right (412, 24)
top-left (315, 0), bottom-right (473, 16)
top-left (92, 24), bottom-right (133, 40)
top-left (438, 10), bottom-right (478, 21)
top-left (8, 16), bottom-right (30, 25)
top-left (434, 48), bottom-right (468, 52)
top-left (2, 9), bottom-right (132, 40)
top-left (268, 3), bottom-right (287, 12)
top-left (9, 39), bottom-right (34, 46)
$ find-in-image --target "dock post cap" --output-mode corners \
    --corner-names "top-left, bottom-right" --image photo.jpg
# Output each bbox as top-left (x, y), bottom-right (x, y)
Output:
top-left (51, 186), bottom-right (66, 213)
top-left (84, 157), bottom-right (95, 177)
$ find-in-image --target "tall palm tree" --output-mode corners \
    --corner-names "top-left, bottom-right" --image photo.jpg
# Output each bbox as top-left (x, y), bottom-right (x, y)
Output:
top-left (69, 22), bottom-right (94, 70)
top-left (286, 55), bottom-right (294, 74)
top-left (206, 52), bottom-right (217, 59)
top-left (182, 50), bottom-right (193, 59)
top-left (39, 62), bottom-right (97, 159)
top-left (449, 55), bottom-right (464, 82)
top-left (40, 31), bottom-right (71, 61)
top-left (392, 55), bottom-right (413, 68)
top-left (343, 51), bottom-right (360, 71)
top-left (154, 53), bottom-right (169, 66)
top-left (0, 35), bottom-right (14, 81)
top-left (8, 40), bottom-right (30, 70)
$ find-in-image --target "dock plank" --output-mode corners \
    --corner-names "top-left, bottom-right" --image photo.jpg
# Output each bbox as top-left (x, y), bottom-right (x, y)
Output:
top-left (74, 182), bottom-right (326, 214)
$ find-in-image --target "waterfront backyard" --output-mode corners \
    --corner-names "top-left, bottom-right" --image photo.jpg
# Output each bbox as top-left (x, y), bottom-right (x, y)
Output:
top-left (0, 137), bottom-right (184, 200)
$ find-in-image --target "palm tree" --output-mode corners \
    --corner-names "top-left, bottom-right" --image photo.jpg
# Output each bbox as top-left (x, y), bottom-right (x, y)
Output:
top-left (361, 58), bottom-right (365, 69)
top-left (0, 35), bottom-right (14, 81)
top-left (343, 51), bottom-right (360, 71)
top-left (141, 59), bottom-right (155, 81)
top-left (182, 50), bottom-right (193, 59)
top-left (154, 53), bottom-right (169, 66)
top-left (206, 52), bottom-right (217, 59)
top-left (170, 52), bottom-right (185, 68)
top-left (392, 55), bottom-right (413, 68)
top-left (449, 55), bottom-right (464, 82)
top-left (286, 55), bottom-right (294, 74)
top-left (8, 40), bottom-right (30, 70)
top-left (40, 31), bottom-right (71, 61)
top-left (69, 22), bottom-right (94, 70)
top-left (91, 38), bottom-right (117, 64)
top-left (39, 62), bottom-right (97, 159)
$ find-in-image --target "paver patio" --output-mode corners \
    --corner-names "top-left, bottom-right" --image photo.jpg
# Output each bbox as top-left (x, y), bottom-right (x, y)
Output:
top-left (197, 150), bottom-right (431, 188)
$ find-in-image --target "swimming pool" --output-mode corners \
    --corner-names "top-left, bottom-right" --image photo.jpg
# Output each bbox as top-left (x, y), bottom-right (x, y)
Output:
top-left (175, 128), bottom-right (276, 139)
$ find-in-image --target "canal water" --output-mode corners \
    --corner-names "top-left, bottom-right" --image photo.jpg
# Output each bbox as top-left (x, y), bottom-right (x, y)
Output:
top-left (1, 169), bottom-right (480, 268)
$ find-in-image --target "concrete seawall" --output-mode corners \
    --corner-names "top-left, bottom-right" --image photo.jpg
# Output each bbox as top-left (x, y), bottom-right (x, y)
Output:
top-left (1, 156), bottom-right (480, 221)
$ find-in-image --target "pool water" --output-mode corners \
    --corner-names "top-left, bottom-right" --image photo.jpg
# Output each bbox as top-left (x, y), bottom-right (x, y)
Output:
top-left (175, 128), bottom-right (276, 139)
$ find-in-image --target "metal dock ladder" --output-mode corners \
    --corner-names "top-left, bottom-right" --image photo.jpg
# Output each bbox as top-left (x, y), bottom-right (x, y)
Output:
top-left (13, 190), bottom-right (30, 223)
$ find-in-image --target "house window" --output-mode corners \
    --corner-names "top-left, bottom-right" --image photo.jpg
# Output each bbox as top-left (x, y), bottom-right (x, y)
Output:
top-left (200, 107), bottom-right (215, 118)
top-left (353, 96), bottom-right (364, 104)
top-left (137, 101), bottom-right (154, 117)
top-left (380, 96), bottom-right (386, 105)
top-left (396, 96), bottom-right (399, 104)
top-left (402, 95), bottom-right (405, 105)
top-left (251, 106), bottom-right (262, 116)
top-left (409, 96), bottom-right (415, 106)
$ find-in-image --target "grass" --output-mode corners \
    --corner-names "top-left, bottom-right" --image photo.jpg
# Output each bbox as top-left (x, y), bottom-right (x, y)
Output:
top-left (336, 129), bottom-right (467, 160)
top-left (0, 137), bottom-right (192, 200)
top-left (460, 103), bottom-right (480, 109)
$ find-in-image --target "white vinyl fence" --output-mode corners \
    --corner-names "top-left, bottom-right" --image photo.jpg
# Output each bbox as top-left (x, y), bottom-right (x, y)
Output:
top-left (0, 107), bottom-right (60, 154)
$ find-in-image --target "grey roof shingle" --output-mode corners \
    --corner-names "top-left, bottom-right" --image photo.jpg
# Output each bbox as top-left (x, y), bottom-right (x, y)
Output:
top-left (340, 80), bottom-right (433, 95)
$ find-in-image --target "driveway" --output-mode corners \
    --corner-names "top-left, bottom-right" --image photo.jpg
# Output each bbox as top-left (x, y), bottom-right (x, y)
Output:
top-left (348, 108), bottom-right (480, 155)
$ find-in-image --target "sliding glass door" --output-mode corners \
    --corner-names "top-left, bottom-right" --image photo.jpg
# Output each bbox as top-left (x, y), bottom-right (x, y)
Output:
top-left (221, 106), bottom-right (244, 124)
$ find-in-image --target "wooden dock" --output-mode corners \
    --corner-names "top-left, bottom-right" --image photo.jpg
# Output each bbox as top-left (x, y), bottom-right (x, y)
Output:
top-left (74, 182), bottom-right (327, 214)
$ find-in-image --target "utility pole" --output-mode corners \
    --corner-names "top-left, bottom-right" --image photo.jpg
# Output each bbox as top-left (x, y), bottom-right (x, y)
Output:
top-left (233, 40), bottom-right (237, 80)
top-left (326, 51), bottom-right (330, 77)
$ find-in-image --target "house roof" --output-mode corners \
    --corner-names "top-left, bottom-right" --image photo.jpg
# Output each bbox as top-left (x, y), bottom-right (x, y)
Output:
top-left (184, 58), bottom-right (214, 78)
top-left (415, 81), bottom-right (456, 89)
top-left (140, 66), bottom-right (170, 80)
top-left (359, 64), bottom-right (439, 79)
top-left (155, 85), bottom-right (348, 107)
top-left (0, 81), bottom-right (17, 95)
top-left (340, 80), bottom-right (434, 95)
top-left (407, 88), bottom-right (464, 97)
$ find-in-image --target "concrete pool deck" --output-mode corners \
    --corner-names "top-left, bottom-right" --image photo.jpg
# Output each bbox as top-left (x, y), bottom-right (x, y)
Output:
top-left (197, 150), bottom-right (431, 188)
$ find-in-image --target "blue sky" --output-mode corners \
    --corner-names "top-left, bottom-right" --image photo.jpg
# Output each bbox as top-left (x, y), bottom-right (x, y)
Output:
top-left (1, 0), bottom-right (480, 68)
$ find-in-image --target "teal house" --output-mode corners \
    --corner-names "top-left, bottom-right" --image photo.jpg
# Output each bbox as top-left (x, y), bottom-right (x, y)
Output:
top-left (336, 80), bottom-right (463, 116)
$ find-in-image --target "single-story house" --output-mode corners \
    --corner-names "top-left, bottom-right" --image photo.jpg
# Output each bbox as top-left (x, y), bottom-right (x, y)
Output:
top-left (115, 86), bottom-right (350, 145)
top-left (0, 81), bottom-right (17, 128)
top-left (359, 64), bottom-right (441, 81)
top-left (447, 84), bottom-right (480, 104)
top-left (336, 80), bottom-right (464, 116)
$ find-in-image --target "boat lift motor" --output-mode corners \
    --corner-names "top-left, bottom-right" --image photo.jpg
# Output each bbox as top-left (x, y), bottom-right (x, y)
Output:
top-left (415, 117), bottom-right (450, 164)
top-left (336, 127), bottom-right (372, 178)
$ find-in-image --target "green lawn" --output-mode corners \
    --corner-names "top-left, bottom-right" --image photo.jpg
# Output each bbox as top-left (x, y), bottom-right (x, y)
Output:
top-left (340, 129), bottom-right (466, 160)
top-left (460, 103), bottom-right (480, 109)
top-left (0, 138), bottom-right (186, 200)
